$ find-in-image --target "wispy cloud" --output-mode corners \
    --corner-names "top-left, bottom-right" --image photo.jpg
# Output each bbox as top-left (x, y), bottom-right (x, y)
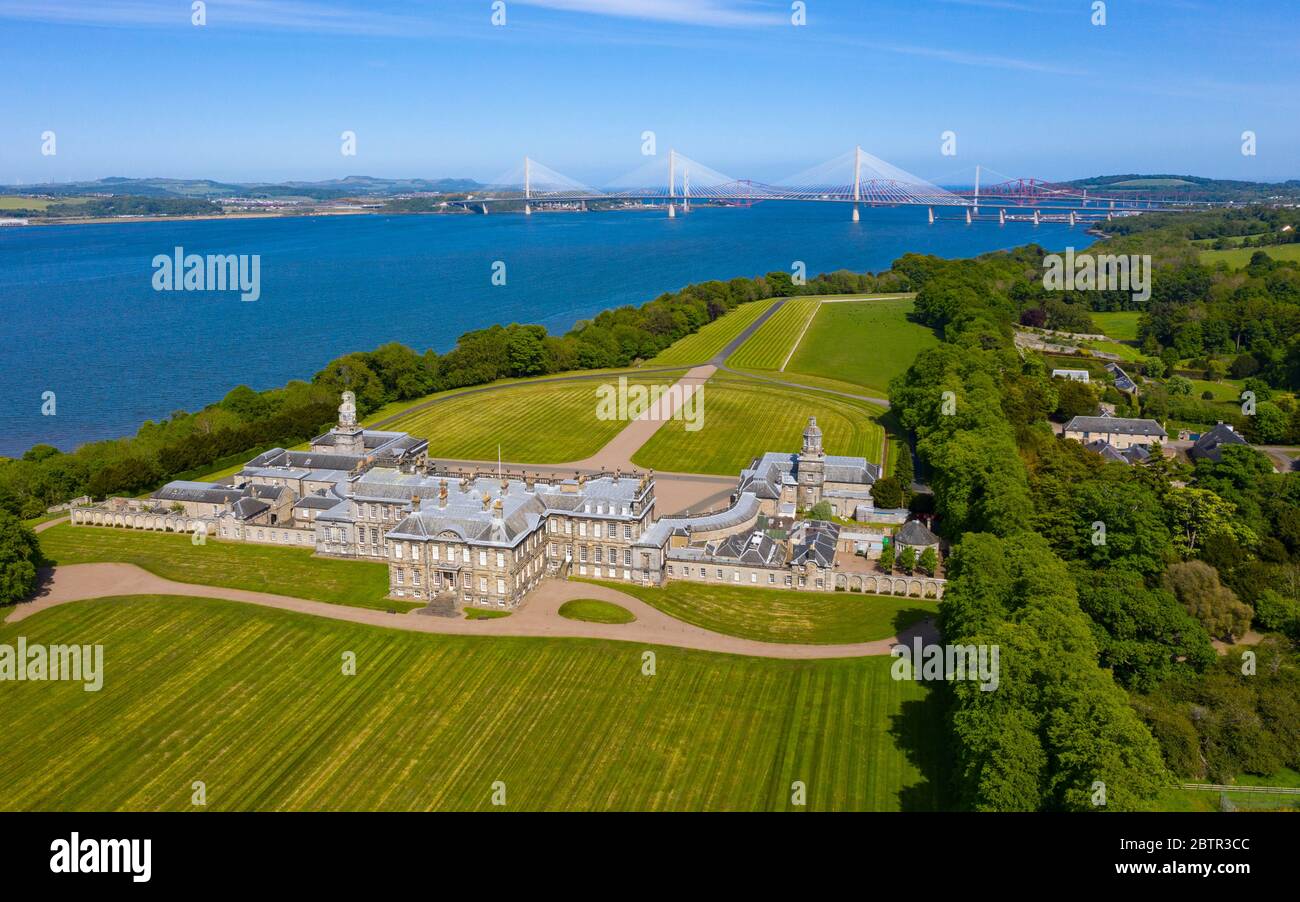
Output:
top-left (855, 40), bottom-right (1090, 77)
top-left (0, 0), bottom-right (446, 36)
top-left (511, 0), bottom-right (783, 28)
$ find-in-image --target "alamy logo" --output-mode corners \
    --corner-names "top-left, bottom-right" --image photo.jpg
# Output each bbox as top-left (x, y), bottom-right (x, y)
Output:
top-left (891, 638), bottom-right (999, 691)
top-left (1042, 248), bottom-right (1151, 303)
top-left (595, 376), bottom-right (704, 431)
top-left (0, 637), bottom-right (103, 691)
top-left (50, 833), bottom-right (151, 883)
top-left (152, 246), bottom-right (261, 301)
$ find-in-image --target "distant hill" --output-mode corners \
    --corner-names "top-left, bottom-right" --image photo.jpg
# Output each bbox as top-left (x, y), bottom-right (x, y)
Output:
top-left (0, 175), bottom-right (483, 201)
top-left (1060, 174), bottom-right (1300, 202)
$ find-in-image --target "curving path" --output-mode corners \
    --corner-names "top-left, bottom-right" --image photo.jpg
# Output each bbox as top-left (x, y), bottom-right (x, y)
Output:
top-left (8, 562), bottom-right (936, 661)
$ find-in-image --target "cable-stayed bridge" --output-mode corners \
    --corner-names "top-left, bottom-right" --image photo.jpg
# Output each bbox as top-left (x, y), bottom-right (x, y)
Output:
top-left (464, 147), bottom-right (1212, 224)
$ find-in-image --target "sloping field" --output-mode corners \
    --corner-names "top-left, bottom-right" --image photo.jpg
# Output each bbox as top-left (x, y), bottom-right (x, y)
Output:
top-left (632, 374), bottom-right (885, 476)
top-left (645, 298), bottom-right (778, 366)
top-left (727, 297), bottom-right (823, 371)
top-left (785, 297), bottom-right (937, 395)
top-left (0, 595), bottom-right (947, 811)
top-left (381, 373), bottom-right (682, 462)
top-left (1200, 243), bottom-right (1300, 268)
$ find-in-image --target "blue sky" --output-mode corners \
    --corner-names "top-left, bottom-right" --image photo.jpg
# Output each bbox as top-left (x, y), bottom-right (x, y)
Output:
top-left (1, 0), bottom-right (1295, 185)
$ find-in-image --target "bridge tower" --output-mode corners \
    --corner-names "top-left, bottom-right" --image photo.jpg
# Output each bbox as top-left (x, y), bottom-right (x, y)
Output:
top-left (1032, 209), bottom-right (1040, 226)
top-left (851, 145), bottom-right (862, 222)
top-left (523, 155), bottom-right (532, 216)
top-left (683, 166), bottom-right (691, 213)
top-left (999, 208), bottom-right (1006, 225)
top-left (973, 164), bottom-right (981, 215)
top-left (927, 206), bottom-right (934, 225)
top-left (1069, 210), bottom-right (1077, 227)
top-left (667, 148), bottom-right (677, 218)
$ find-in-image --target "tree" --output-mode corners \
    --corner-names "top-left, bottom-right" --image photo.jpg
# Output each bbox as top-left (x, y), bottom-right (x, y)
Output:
top-left (1246, 401), bottom-right (1287, 444)
top-left (808, 500), bottom-right (834, 521)
top-left (897, 545), bottom-right (917, 575)
top-left (1166, 375), bottom-right (1193, 396)
top-left (1055, 379), bottom-right (1099, 420)
top-left (918, 546), bottom-right (938, 576)
top-left (870, 476), bottom-right (905, 510)
top-left (1163, 560), bottom-right (1253, 641)
top-left (0, 511), bottom-right (43, 605)
top-left (1167, 486), bottom-right (1250, 557)
top-left (878, 541), bottom-right (895, 573)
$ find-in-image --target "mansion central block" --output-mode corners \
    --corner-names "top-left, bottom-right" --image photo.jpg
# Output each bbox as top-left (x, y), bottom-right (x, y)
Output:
top-left (71, 393), bottom-right (944, 608)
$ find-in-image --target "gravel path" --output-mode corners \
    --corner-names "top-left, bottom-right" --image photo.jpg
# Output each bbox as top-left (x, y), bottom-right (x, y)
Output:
top-left (8, 562), bottom-right (935, 660)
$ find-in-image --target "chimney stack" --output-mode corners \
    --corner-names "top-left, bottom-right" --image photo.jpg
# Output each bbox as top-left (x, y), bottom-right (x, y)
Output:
top-left (482, 492), bottom-right (491, 511)
top-left (439, 480), bottom-right (448, 507)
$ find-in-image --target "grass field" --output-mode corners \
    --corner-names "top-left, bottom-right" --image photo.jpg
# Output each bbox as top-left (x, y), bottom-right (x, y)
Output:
top-left (784, 297), bottom-right (937, 395)
top-left (1200, 244), bottom-right (1300, 268)
top-left (36, 523), bottom-right (413, 612)
top-left (592, 579), bottom-right (935, 644)
top-left (0, 595), bottom-right (948, 811)
top-left (558, 598), bottom-right (636, 624)
top-left (726, 297), bottom-right (824, 370)
top-left (1090, 311), bottom-right (1142, 342)
top-left (631, 374), bottom-right (886, 476)
top-left (0, 195), bottom-right (54, 211)
top-left (645, 299), bottom-right (778, 366)
top-left (380, 372), bottom-right (682, 463)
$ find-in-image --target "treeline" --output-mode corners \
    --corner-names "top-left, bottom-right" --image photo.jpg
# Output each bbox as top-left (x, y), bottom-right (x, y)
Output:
top-left (0, 267), bottom-right (909, 518)
top-left (891, 241), bottom-right (1300, 807)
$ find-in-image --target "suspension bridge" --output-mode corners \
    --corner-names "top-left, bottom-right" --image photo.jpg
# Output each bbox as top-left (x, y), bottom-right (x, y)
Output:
top-left (454, 147), bottom-right (1213, 225)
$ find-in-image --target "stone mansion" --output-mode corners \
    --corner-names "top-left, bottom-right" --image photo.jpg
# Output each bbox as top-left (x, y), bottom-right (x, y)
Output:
top-left (70, 393), bottom-right (944, 609)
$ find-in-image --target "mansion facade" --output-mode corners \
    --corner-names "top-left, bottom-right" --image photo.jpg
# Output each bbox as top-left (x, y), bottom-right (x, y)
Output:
top-left (70, 395), bottom-right (944, 608)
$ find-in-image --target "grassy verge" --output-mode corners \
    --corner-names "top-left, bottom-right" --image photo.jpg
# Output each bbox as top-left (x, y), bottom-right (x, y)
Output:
top-left (558, 599), bottom-right (636, 624)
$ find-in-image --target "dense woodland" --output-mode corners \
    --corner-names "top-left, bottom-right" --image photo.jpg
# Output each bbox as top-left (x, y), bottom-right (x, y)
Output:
top-left (890, 209), bottom-right (1300, 808)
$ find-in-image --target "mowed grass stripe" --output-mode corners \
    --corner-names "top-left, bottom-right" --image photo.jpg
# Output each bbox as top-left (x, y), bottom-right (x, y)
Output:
top-left (631, 374), bottom-right (885, 476)
top-left (381, 374), bottom-right (681, 463)
top-left (646, 299), bottom-right (778, 366)
top-left (0, 596), bottom-right (944, 811)
top-left (727, 297), bottom-right (822, 371)
top-left (785, 297), bottom-right (938, 396)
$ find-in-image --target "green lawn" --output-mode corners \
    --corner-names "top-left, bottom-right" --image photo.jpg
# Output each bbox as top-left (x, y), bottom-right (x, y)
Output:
top-left (380, 373), bottom-right (682, 463)
top-left (784, 297), bottom-right (937, 395)
top-left (645, 298), bottom-right (778, 366)
top-left (558, 598), bottom-right (636, 624)
top-left (0, 595), bottom-right (949, 811)
top-left (592, 579), bottom-right (936, 645)
top-left (1200, 244), bottom-right (1300, 268)
top-left (631, 374), bottom-right (885, 476)
top-left (1090, 311), bottom-right (1142, 342)
top-left (726, 297), bottom-right (824, 371)
top-left (36, 522), bottom-right (413, 612)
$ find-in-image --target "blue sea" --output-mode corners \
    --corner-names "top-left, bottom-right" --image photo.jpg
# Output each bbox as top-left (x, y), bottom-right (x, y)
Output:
top-left (0, 203), bottom-right (1094, 457)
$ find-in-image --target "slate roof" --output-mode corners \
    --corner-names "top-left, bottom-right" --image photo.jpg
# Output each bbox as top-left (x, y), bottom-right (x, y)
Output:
top-left (737, 451), bottom-right (881, 498)
top-left (1189, 423), bottom-right (1248, 463)
top-left (1064, 415), bottom-right (1166, 439)
top-left (895, 519), bottom-right (940, 547)
top-left (151, 481), bottom-right (245, 505)
top-left (790, 521), bottom-right (839, 568)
